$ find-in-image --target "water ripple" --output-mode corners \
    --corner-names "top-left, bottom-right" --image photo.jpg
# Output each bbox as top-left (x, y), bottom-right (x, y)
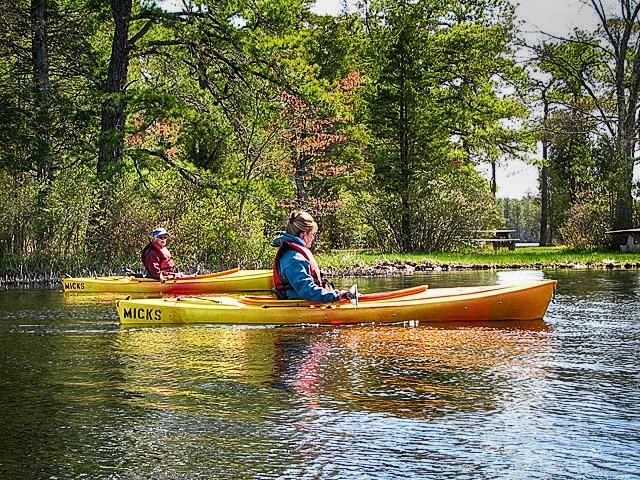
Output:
top-left (0, 271), bottom-right (639, 479)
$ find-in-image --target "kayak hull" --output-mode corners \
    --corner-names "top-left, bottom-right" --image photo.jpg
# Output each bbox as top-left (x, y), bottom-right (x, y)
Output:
top-left (63, 269), bottom-right (274, 294)
top-left (116, 280), bottom-right (557, 326)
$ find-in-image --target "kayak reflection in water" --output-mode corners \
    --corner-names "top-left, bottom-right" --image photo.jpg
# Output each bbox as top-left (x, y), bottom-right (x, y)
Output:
top-left (272, 211), bottom-right (356, 303)
top-left (141, 227), bottom-right (186, 282)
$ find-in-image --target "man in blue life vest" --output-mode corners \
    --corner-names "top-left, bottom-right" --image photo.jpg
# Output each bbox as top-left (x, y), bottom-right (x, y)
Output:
top-left (141, 228), bottom-right (181, 281)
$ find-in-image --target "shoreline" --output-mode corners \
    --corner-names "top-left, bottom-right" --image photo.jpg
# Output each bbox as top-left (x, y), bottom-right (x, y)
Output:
top-left (1, 258), bottom-right (639, 287)
top-left (323, 258), bottom-right (640, 277)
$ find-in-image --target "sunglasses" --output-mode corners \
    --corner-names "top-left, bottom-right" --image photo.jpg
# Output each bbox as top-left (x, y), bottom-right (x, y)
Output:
top-left (156, 235), bottom-right (168, 240)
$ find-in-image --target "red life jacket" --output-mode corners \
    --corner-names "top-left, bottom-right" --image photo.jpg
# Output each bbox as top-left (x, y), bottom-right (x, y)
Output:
top-left (142, 242), bottom-right (176, 274)
top-left (272, 241), bottom-right (322, 299)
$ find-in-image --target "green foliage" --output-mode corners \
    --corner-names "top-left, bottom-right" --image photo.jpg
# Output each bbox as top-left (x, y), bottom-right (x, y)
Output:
top-left (559, 191), bottom-right (611, 251)
top-left (319, 190), bottom-right (375, 250)
top-left (534, 6), bottom-right (640, 230)
top-left (360, 0), bottom-right (522, 252)
top-left (497, 196), bottom-right (540, 243)
top-left (172, 195), bottom-right (274, 270)
top-left (367, 165), bottom-right (499, 252)
top-left (0, 173), bottom-right (39, 256)
top-left (305, 13), bottom-right (365, 83)
top-left (6, 0), bottom-right (610, 279)
top-left (538, 79), bottom-right (614, 244)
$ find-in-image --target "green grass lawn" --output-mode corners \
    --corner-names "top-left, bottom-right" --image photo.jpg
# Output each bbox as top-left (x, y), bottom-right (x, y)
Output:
top-left (317, 246), bottom-right (640, 270)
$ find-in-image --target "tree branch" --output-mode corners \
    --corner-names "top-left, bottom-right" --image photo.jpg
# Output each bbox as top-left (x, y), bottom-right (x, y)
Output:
top-left (136, 148), bottom-right (214, 188)
top-left (130, 10), bottom-right (206, 22)
top-left (128, 19), bottom-right (154, 48)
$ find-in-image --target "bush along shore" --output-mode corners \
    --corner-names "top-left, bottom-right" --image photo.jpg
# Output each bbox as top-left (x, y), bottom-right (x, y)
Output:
top-left (318, 247), bottom-right (640, 277)
top-left (0, 247), bottom-right (639, 286)
top-left (322, 258), bottom-right (640, 277)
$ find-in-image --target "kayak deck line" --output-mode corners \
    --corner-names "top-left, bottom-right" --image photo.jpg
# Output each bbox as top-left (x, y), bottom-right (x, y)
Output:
top-left (167, 283), bottom-right (535, 309)
top-left (242, 284), bottom-right (429, 303)
top-left (240, 285), bottom-right (431, 308)
top-left (123, 267), bottom-right (242, 283)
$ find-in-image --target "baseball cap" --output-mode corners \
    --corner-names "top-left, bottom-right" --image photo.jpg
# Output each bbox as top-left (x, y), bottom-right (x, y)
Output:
top-left (152, 227), bottom-right (169, 238)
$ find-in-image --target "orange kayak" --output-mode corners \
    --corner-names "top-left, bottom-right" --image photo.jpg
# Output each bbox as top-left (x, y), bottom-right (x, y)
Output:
top-left (116, 280), bottom-right (557, 326)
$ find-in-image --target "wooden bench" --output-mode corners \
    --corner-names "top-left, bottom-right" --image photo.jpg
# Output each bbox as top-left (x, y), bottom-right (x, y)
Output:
top-left (471, 230), bottom-right (521, 251)
top-left (606, 228), bottom-right (640, 253)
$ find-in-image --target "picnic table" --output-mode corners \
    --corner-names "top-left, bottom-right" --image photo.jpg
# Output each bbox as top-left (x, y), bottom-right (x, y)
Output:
top-left (470, 229), bottom-right (521, 251)
top-left (606, 228), bottom-right (640, 253)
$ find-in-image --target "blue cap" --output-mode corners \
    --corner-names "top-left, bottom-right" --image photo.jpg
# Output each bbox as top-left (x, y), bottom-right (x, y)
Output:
top-left (152, 227), bottom-right (168, 238)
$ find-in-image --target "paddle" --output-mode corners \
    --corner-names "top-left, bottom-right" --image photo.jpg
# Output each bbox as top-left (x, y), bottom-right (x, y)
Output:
top-left (349, 284), bottom-right (359, 306)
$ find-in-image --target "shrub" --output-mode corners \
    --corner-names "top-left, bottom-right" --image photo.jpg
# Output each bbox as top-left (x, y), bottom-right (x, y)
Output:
top-left (558, 192), bottom-right (611, 250)
top-left (365, 167), bottom-right (499, 252)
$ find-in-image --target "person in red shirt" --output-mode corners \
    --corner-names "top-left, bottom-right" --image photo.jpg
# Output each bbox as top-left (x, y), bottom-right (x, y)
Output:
top-left (141, 228), bottom-right (180, 281)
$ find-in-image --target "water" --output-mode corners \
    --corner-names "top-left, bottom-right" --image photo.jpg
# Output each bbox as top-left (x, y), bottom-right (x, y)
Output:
top-left (0, 269), bottom-right (639, 479)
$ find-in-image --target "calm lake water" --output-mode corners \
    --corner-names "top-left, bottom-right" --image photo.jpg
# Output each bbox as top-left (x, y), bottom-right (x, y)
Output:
top-left (0, 269), bottom-right (639, 479)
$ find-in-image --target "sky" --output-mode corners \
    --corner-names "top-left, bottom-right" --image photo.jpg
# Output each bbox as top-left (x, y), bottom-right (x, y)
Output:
top-left (311, 0), bottom-right (632, 199)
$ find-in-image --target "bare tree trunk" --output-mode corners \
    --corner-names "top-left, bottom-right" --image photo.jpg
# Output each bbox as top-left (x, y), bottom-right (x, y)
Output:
top-left (31, 0), bottom-right (52, 250)
top-left (399, 55), bottom-right (412, 253)
top-left (613, 163), bottom-right (634, 229)
top-left (31, 0), bottom-right (50, 179)
top-left (294, 168), bottom-right (307, 209)
top-left (490, 159), bottom-right (497, 198)
top-left (97, 0), bottom-right (132, 178)
top-left (88, 0), bottom-right (132, 260)
top-left (613, 97), bottom-right (637, 229)
top-left (591, 0), bottom-right (637, 230)
top-left (539, 90), bottom-right (550, 246)
top-left (540, 2), bottom-right (638, 232)
top-left (612, 140), bottom-right (635, 230)
top-left (399, 142), bottom-right (412, 253)
top-left (539, 159), bottom-right (549, 246)
top-left (294, 149), bottom-right (307, 209)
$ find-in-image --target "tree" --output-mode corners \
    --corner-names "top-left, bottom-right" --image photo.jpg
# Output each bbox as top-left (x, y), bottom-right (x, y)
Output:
top-left (87, 0), bottom-right (311, 258)
top-left (498, 196), bottom-right (540, 242)
top-left (278, 71), bottom-right (364, 212)
top-left (536, 0), bottom-right (640, 230)
top-left (537, 78), bottom-right (553, 245)
top-left (534, 39), bottom-right (612, 244)
top-left (0, 0), bottom-right (102, 255)
top-left (362, 0), bottom-right (525, 252)
top-left (96, 0), bottom-right (132, 180)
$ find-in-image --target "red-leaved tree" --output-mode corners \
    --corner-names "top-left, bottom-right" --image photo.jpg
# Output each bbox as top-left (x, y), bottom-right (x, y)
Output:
top-left (279, 71), bottom-right (363, 214)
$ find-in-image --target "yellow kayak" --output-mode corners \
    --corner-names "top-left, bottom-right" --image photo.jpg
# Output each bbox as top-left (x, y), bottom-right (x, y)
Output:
top-left (63, 268), bottom-right (274, 294)
top-left (116, 280), bottom-right (557, 326)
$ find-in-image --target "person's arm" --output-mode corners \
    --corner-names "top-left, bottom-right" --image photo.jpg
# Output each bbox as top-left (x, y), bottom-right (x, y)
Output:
top-left (281, 252), bottom-right (340, 303)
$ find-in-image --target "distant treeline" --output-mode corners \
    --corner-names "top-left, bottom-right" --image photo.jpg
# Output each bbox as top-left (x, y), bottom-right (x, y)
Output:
top-left (0, 0), bottom-right (638, 274)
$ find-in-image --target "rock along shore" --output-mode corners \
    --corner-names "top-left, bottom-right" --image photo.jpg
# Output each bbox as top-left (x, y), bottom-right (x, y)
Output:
top-left (323, 259), bottom-right (640, 277)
